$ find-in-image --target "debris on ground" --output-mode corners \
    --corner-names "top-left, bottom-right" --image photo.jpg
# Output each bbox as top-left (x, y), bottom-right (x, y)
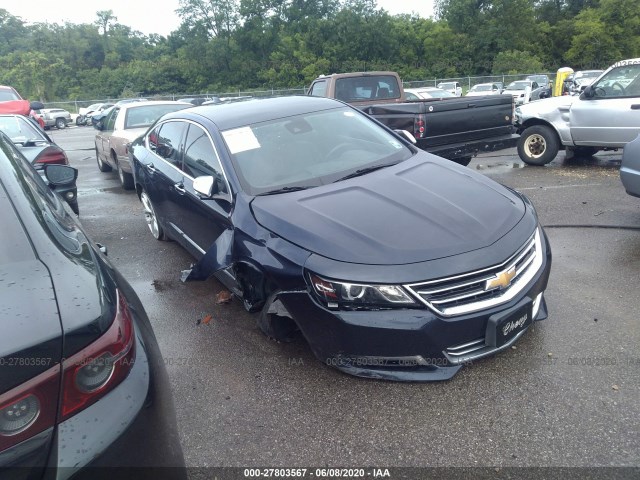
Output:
top-left (215, 290), bottom-right (233, 304)
top-left (197, 314), bottom-right (213, 326)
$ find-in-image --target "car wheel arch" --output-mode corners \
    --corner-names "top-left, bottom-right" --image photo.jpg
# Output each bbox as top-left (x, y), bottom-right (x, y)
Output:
top-left (518, 118), bottom-right (561, 142)
top-left (234, 260), bottom-right (275, 313)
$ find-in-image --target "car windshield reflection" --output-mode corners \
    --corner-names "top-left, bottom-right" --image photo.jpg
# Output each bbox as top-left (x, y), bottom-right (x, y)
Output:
top-left (222, 107), bottom-right (414, 196)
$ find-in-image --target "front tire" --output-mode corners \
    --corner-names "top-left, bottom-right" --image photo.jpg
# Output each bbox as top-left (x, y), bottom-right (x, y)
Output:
top-left (55, 118), bottom-right (66, 129)
top-left (140, 190), bottom-right (166, 241)
top-left (517, 125), bottom-right (559, 166)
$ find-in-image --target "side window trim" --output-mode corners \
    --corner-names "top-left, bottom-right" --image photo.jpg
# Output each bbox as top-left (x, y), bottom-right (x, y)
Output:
top-left (146, 120), bottom-right (187, 172)
top-left (181, 121), bottom-right (232, 201)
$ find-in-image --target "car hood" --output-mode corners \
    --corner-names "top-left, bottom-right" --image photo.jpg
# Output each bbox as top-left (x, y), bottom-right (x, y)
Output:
top-left (251, 154), bottom-right (526, 265)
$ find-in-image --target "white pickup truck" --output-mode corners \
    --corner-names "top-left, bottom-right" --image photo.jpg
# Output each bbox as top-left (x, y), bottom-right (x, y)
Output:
top-left (515, 58), bottom-right (640, 165)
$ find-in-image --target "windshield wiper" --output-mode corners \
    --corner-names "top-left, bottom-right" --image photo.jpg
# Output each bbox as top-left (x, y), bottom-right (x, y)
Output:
top-left (333, 164), bottom-right (392, 183)
top-left (257, 186), bottom-right (313, 196)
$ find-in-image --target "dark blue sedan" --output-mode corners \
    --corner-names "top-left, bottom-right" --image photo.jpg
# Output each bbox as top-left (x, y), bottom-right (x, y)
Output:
top-left (130, 96), bottom-right (552, 382)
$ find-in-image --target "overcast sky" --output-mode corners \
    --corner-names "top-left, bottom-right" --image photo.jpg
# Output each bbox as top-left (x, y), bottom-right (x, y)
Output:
top-left (0, 0), bottom-right (435, 37)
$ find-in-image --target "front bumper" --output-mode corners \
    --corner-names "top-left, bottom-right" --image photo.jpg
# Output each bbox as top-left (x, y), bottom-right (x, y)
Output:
top-left (279, 230), bottom-right (552, 382)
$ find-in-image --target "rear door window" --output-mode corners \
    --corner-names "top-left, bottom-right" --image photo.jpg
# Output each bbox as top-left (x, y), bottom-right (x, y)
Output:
top-left (152, 121), bottom-right (186, 169)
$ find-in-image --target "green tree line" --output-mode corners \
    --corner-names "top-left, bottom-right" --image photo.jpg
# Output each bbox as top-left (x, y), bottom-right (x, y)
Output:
top-left (1, 0), bottom-right (638, 101)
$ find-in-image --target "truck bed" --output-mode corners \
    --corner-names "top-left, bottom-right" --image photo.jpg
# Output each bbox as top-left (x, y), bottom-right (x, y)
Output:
top-left (362, 95), bottom-right (517, 154)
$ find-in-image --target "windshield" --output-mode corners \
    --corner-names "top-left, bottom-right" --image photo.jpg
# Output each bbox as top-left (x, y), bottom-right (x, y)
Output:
top-left (0, 88), bottom-right (21, 102)
top-left (591, 63), bottom-right (640, 98)
top-left (471, 84), bottom-right (492, 92)
top-left (526, 76), bottom-right (547, 85)
top-left (222, 107), bottom-right (414, 195)
top-left (506, 81), bottom-right (529, 91)
top-left (0, 115), bottom-right (45, 143)
top-left (124, 104), bottom-right (190, 129)
top-left (335, 76), bottom-right (401, 102)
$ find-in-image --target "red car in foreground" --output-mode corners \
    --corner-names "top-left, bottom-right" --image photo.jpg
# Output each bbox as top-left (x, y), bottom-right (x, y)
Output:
top-left (0, 85), bottom-right (45, 128)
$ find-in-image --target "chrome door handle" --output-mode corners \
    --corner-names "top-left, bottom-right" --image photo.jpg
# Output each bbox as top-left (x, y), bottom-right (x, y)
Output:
top-left (146, 163), bottom-right (157, 173)
top-left (174, 183), bottom-right (186, 194)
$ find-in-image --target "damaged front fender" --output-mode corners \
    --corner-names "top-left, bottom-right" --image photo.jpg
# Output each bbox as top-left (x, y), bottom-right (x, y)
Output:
top-left (180, 228), bottom-right (234, 282)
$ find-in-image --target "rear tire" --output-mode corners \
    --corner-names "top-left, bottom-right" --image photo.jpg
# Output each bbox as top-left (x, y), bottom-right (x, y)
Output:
top-left (517, 125), bottom-right (559, 166)
top-left (115, 154), bottom-right (134, 190)
top-left (96, 147), bottom-right (112, 172)
top-left (140, 190), bottom-right (166, 241)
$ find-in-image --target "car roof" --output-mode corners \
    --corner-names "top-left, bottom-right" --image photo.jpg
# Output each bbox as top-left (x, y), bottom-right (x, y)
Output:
top-left (162, 96), bottom-right (344, 131)
top-left (117, 100), bottom-right (191, 111)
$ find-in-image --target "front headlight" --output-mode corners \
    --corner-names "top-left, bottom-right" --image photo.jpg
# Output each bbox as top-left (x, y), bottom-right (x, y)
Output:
top-left (308, 273), bottom-right (415, 309)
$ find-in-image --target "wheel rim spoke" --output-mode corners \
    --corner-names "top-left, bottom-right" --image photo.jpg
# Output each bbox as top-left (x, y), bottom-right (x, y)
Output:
top-left (141, 193), bottom-right (158, 237)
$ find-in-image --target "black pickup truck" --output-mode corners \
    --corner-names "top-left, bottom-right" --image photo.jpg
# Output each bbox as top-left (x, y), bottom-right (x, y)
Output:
top-left (308, 71), bottom-right (519, 165)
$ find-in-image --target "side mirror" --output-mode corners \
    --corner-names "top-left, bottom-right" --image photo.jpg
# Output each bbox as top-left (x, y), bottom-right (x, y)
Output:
top-left (94, 120), bottom-right (104, 131)
top-left (44, 164), bottom-right (77, 186)
top-left (30, 101), bottom-right (45, 111)
top-left (193, 176), bottom-right (218, 198)
top-left (394, 129), bottom-right (417, 144)
top-left (581, 85), bottom-right (595, 99)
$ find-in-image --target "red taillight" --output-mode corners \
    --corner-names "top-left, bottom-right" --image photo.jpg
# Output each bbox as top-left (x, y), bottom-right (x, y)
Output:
top-left (34, 146), bottom-right (69, 166)
top-left (0, 290), bottom-right (136, 453)
top-left (0, 366), bottom-right (60, 452)
top-left (414, 115), bottom-right (426, 139)
top-left (60, 290), bottom-right (136, 421)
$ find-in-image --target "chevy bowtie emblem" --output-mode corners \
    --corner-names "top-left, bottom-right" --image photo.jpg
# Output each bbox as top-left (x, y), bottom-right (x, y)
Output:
top-left (485, 266), bottom-right (516, 291)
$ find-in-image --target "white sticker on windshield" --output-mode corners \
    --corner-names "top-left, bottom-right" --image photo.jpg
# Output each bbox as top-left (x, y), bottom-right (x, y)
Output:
top-left (343, 111), bottom-right (356, 117)
top-left (389, 140), bottom-right (403, 149)
top-left (222, 127), bottom-right (261, 154)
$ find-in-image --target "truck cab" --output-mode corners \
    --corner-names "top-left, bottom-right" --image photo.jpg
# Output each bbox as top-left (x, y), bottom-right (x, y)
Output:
top-left (308, 72), bottom-right (405, 106)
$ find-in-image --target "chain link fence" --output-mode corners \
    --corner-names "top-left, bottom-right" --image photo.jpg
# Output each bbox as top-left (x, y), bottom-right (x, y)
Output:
top-left (404, 73), bottom-right (555, 93)
top-left (43, 74), bottom-right (554, 112)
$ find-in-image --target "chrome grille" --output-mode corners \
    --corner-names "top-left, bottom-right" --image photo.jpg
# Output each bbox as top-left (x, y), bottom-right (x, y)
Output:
top-left (405, 229), bottom-right (542, 317)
